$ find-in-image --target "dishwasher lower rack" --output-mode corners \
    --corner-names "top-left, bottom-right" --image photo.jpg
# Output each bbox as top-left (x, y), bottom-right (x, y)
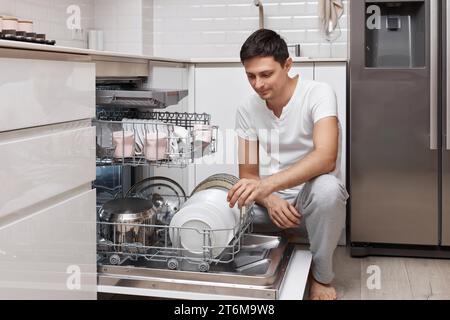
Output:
top-left (94, 110), bottom-right (218, 168)
top-left (96, 208), bottom-right (254, 273)
top-left (97, 234), bottom-right (296, 300)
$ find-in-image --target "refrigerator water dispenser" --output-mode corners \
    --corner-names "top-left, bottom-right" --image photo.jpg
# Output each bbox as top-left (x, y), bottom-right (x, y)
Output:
top-left (365, 1), bottom-right (426, 68)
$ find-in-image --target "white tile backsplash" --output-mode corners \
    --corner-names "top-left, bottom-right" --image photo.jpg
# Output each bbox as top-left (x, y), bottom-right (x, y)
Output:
top-left (153, 0), bottom-right (349, 59)
top-left (94, 0), bottom-right (154, 55)
top-left (94, 0), bottom-right (142, 54)
top-left (0, 0), bottom-right (94, 48)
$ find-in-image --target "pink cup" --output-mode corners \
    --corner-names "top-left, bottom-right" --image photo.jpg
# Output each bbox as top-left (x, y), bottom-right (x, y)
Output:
top-left (113, 131), bottom-right (135, 158)
top-left (144, 132), bottom-right (168, 161)
top-left (193, 124), bottom-right (212, 144)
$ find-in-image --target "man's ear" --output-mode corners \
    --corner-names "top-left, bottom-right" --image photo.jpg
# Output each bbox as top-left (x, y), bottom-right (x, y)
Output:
top-left (283, 57), bottom-right (293, 72)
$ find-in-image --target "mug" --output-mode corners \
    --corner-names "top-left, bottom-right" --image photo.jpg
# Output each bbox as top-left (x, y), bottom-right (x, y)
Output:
top-left (193, 124), bottom-right (212, 144)
top-left (144, 132), bottom-right (168, 161)
top-left (113, 131), bottom-right (135, 158)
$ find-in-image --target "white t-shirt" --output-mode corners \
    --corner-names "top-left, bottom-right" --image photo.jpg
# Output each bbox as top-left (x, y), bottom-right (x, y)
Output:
top-left (235, 78), bottom-right (342, 195)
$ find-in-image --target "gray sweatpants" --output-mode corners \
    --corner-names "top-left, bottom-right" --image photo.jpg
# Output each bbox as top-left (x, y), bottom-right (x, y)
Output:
top-left (251, 174), bottom-right (349, 284)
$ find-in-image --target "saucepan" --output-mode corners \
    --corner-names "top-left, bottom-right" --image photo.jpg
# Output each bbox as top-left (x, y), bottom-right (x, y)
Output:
top-left (98, 198), bottom-right (157, 252)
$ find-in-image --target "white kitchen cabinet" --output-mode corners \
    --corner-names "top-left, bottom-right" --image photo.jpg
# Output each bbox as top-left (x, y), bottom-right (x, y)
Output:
top-left (314, 62), bottom-right (347, 186)
top-left (193, 64), bottom-right (252, 189)
top-left (0, 52), bottom-right (97, 300)
top-left (0, 189), bottom-right (97, 300)
top-left (0, 58), bottom-right (95, 132)
top-left (314, 62), bottom-right (348, 245)
top-left (0, 122), bottom-right (96, 220)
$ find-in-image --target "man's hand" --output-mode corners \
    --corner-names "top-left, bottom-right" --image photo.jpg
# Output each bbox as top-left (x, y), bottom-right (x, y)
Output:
top-left (227, 178), bottom-right (273, 209)
top-left (263, 194), bottom-right (302, 229)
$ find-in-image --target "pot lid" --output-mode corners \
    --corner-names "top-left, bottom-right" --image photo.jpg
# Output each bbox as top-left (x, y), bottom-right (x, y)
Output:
top-left (125, 177), bottom-right (186, 224)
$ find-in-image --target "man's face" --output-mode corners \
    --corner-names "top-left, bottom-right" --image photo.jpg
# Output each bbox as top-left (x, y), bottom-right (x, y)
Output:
top-left (243, 56), bottom-right (292, 101)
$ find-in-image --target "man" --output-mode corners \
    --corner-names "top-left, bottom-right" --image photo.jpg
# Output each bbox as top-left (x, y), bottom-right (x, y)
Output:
top-left (227, 29), bottom-right (349, 300)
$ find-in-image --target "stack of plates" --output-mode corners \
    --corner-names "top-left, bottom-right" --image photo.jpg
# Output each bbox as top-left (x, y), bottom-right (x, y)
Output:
top-left (192, 173), bottom-right (251, 222)
top-left (169, 174), bottom-right (253, 259)
top-left (191, 173), bottom-right (240, 194)
top-left (169, 201), bottom-right (236, 258)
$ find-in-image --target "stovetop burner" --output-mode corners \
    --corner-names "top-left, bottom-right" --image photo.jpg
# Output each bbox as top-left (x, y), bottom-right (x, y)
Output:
top-left (0, 34), bottom-right (56, 45)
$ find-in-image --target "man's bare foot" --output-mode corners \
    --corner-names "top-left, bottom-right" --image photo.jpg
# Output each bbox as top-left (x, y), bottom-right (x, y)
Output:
top-left (309, 275), bottom-right (337, 300)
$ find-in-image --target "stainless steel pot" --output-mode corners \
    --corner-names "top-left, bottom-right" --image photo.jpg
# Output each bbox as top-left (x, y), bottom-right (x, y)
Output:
top-left (99, 198), bottom-right (157, 252)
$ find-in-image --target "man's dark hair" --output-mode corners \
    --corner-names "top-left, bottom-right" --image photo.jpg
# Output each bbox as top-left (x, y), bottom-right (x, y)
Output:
top-left (240, 29), bottom-right (289, 65)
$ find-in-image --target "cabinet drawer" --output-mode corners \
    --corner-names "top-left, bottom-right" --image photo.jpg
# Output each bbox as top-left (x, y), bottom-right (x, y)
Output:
top-left (0, 58), bottom-right (95, 132)
top-left (0, 125), bottom-right (96, 219)
top-left (0, 189), bottom-right (96, 300)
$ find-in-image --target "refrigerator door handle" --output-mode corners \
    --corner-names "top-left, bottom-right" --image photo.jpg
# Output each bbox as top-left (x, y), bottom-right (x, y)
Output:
top-left (431, 0), bottom-right (439, 150)
top-left (447, 0), bottom-right (450, 150)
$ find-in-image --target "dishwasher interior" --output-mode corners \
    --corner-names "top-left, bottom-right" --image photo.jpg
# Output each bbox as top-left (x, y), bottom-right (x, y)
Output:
top-left (93, 71), bottom-right (310, 300)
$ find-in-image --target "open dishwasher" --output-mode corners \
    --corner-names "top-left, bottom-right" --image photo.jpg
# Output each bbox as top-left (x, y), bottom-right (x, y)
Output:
top-left (93, 72), bottom-right (312, 300)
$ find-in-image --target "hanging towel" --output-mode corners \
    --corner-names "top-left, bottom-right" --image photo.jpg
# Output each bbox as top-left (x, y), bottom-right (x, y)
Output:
top-left (319, 0), bottom-right (344, 35)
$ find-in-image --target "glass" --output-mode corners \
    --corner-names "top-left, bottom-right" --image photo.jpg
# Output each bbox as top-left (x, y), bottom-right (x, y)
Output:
top-left (325, 20), bottom-right (342, 58)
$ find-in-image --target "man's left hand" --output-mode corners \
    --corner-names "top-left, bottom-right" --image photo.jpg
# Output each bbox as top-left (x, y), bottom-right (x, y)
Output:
top-left (227, 178), bottom-right (273, 209)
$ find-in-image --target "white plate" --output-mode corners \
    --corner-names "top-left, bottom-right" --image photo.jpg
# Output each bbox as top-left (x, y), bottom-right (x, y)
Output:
top-left (169, 202), bottom-right (234, 258)
top-left (185, 189), bottom-right (240, 225)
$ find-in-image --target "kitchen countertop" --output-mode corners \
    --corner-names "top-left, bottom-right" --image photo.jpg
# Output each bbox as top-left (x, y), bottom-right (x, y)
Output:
top-left (0, 39), bottom-right (348, 64)
top-left (0, 39), bottom-right (189, 63)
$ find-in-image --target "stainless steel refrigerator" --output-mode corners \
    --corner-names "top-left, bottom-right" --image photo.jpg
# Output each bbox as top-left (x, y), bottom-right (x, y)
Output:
top-left (349, 0), bottom-right (450, 257)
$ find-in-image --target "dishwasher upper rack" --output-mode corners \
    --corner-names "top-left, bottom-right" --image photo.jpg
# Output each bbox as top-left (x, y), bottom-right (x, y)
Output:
top-left (96, 205), bottom-right (254, 272)
top-left (96, 108), bottom-right (212, 127)
top-left (94, 111), bottom-right (218, 168)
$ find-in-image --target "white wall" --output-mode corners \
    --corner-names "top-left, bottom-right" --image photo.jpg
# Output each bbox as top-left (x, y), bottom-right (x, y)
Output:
top-left (0, 0), bottom-right (95, 48)
top-left (153, 0), bottom-right (349, 59)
